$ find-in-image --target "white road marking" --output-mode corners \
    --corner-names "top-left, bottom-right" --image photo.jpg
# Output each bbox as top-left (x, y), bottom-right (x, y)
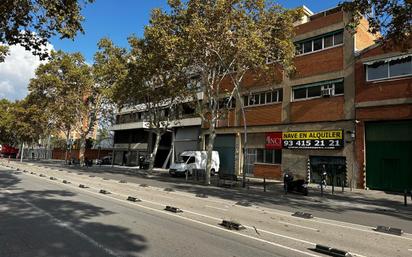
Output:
top-left (5, 172), bottom-right (323, 257)
top-left (408, 249), bottom-right (412, 251)
top-left (4, 189), bottom-right (119, 257)
top-left (0, 164), bottom-right (384, 257)
top-left (278, 221), bottom-right (319, 232)
top-left (205, 205), bottom-right (228, 211)
top-left (81, 189), bottom-right (323, 257)
top-left (24, 172), bottom-right (321, 247)
top-left (5, 162), bottom-right (412, 246)
top-left (248, 207), bottom-right (412, 241)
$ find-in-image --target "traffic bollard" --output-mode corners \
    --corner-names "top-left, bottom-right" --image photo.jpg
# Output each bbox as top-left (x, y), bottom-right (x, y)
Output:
top-left (263, 178), bottom-right (266, 192)
top-left (404, 189), bottom-right (407, 206)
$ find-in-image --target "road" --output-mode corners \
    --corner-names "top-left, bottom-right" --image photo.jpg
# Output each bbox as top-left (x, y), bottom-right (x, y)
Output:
top-left (20, 160), bottom-right (412, 233)
top-left (1, 163), bottom-right (411, 257)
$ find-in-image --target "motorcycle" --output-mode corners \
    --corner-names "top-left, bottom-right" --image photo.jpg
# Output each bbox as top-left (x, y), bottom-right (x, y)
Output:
top-left (283, 172), bottom-right (308, 196)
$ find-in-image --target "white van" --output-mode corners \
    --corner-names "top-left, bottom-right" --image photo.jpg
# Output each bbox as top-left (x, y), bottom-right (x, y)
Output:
top-left (169, 151), bottom-right (220, 176)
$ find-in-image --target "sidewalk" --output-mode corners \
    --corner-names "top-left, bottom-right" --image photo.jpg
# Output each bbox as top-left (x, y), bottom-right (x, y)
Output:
top-left (9, 159), bottom-right (411, 210)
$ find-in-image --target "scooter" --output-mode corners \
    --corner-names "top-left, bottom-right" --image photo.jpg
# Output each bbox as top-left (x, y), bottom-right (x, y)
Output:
top-left (284, 173), bottom-right (308, 196)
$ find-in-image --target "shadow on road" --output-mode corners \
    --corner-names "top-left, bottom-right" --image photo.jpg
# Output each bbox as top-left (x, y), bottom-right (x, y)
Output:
top-left (10, 160), bottom-right (412, 224)
top-left (0, 171), bottom-right (147, 257)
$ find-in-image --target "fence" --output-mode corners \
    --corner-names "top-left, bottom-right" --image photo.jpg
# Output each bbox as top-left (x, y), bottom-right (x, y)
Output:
top-left (21, 148), bottom-right (53, 160)
top-left (52, 149), bottom-right (112, 160)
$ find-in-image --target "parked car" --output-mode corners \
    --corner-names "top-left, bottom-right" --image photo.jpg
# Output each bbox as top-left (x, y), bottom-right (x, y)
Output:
top-left (96, 156), bottom-right (112, 165)
top-left (169, 151), bottom-right (220, 177)
top-left (0, 144), bottom-right (19, 158)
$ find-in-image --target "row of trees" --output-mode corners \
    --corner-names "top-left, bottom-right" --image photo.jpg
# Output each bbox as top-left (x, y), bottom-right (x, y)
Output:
top-left (0, 47), bottom-right (114, 161)
top-left (100, 0), bottom-right (303, 184)
top-left (1, 0), bottom-right (409, 185)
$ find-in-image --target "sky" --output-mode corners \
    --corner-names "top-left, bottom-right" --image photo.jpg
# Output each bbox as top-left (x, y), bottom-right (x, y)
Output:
top-left (0, 0), bottom-right (342, 101)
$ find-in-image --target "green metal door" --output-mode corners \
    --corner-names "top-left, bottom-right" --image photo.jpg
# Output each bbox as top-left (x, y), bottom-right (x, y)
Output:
top-left (214, 135), bottom-right (236, 175)
top-left (366, 121), bottom-right (412, 192)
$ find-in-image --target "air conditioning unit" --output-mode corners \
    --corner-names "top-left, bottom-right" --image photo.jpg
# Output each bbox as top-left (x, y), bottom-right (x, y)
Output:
top-left (321, 88), bottom-right (333, 97)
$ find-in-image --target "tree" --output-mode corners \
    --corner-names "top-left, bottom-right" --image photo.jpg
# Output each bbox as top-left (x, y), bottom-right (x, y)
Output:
top-left (157, 0), bottom-right (301, 184)
top-left (0, 0), bottom-right (94, 61)
top-left (341, 0), bottom-right (412, 49)
top-left (29, 50), bottom-right (102, 164)
top-left (0, 99), bottom-right (16, 144)
top-left (0, 45), bottom-right (8, 62)
top-left (13, 98), bottom-right (48, 144)
top-left (112, 31), bottom-right (189, 171)
top-left (93, 38), bottom-right (128, 127)
top-left (0, 97), bottom-right (49, 159)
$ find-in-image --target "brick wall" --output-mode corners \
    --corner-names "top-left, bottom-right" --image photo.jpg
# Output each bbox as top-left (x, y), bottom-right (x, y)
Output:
top-left (220, 66), bottom-right (283, 93)
top-left (52, 149), bottom-right (112, 160)
top-left (292, 46), bottom-right (343, 78)
top-left (295, 11), bottom-right (343, 36)
top-left (290, 96), bottom-right (345, 123)
top-left (355, 120), bottom-right (365, 188)
top-left (355, 54), bottom-right (412, 103)
top-left (253, 163), bottom-right (282, 179)
top-left (356, 104), bottom-right (412, 120)
top-left (217, 109), bottom-right (236, 128)
top-left (240, 103), bottom-right (282, 126)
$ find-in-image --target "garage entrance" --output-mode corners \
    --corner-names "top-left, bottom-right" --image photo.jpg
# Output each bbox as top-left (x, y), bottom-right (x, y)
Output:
top-left (214, 135), bottom-right (236, 175)
top-left (365, 121), bottom-right (412, 192)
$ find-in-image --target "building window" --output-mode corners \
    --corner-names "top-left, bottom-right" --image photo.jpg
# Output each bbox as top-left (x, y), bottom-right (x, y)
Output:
top-left (255, 149), bottom-right (282, 164)
top-left (366, 55), bottom-right (412, 81)
top-left (303, 41), bottom-right (312, 53)
top-left (292, 79), bottom-right (344, 101)
top-left (313, 37), bottom-right (323, 51)
top-left (245, 148), bottom-right (281, 175)
top-left (244, 89), bottom-right (282, 107)
top-left (295, 30), bottom-right (343, 55)
top-left (218, 97), bottom-right (236, 109)
top-left (324, 34), bottom-right (334, 48)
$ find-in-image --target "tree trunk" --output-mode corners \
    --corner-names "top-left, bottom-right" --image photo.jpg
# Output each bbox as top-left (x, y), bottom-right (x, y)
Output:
top-left (205, 125), bottom-right (216, 185)
top-left (79, 134), bottom-right (87, 166)
top-left (148, 132), bottom-right (162, 172)
top-left (20, 142), bottom-right (25, 162)
top-left (64, 132), bottom-right (70, 164)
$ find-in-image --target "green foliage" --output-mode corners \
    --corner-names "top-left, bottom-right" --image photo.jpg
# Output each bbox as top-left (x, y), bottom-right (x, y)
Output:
top-left (0, 0), bottom-right (94, 61)
top-left (49, 137), bottom-right (67, 149)
top-left (156, 0), bottom-right (301, 122)
top-left (93, 38), bottom-right (128, 125)
top-left (29, 50), bottom-right (93, 140)
top-left (0, 98), bottom-right (48, 144)
top-left (0, 45), bottom-right (8, 62)
top-left (0, 99), bottom-right (15, 144)
top-left (341, 0), bottom-right (412, 49)
top-left (144, 0), bottom-right (302, 182)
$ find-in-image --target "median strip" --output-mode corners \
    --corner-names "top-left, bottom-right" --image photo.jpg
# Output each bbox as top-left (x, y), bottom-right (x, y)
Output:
top-left (292, 211), bottom-right (313, 219)
top-left (375, 225), bottom-right (403, 236)
top-left (127, 196), bottom-right (141, 202)
top-left (220, 220), bottom-right (245, 230)
top-left (99, 189), bottom-right (110, 194)
top-left (314, 244), bottom-right (352, 257)
top-left (165, 206), bottom-right (182, 213)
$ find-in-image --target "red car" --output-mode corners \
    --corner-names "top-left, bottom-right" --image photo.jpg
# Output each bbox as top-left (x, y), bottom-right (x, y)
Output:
top-left (0, 144), bottom-right (19, 158)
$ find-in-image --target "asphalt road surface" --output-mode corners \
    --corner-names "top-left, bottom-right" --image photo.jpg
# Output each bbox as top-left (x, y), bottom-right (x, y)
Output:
top-left (1, 163), bottom-right (411, 257)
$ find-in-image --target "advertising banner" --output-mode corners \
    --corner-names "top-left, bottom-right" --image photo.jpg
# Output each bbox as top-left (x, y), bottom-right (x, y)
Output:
top-left (265, 132), bottom-right (283, 149)
top-left (282, 130), bottom-right (344, 149)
